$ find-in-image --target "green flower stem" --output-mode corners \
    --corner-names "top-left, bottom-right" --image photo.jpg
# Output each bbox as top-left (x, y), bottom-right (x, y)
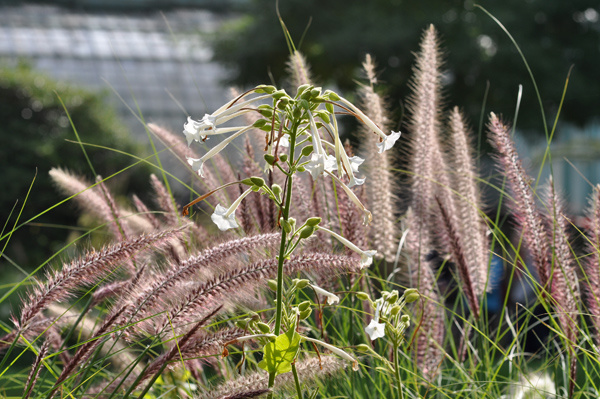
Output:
top-left (269, 121), bottom-right (298, 398)
top-left (393, 341), bottom-right (404, 399)
top-left (291, 363), bottom-right (302, 399)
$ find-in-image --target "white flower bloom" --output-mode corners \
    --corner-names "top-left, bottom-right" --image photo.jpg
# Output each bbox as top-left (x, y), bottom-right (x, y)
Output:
top-left (211, 188), bottom-right (253, 231)
top-left (187, 157), bottom-right (205, 177)
top-left (338, 96), bottom-right (401, 153)
top-left (303, 336), bottom-right (359, 371)
top-left (186, 126), bottom-right (252, 177)
top-left (360, 250), bottom-right (377, 268)
top-left (304, 153), bottom-right (325, 180)
top-left (211, 204), bottom-right (238, 231)
top-left (365, 318), bottom-right (386, 341)
top-left (201, 113), bottom-right (217, 129)
top-left (278, 134), bottom-right (290, 148)
top-left (376, 131), bottom-right (402, 154)
top-left (349, 156), bottom-right (364, 174)
top-left (311, 285), bottom-right (339, 305)
top-left (317, 226), bottom-right (376, 268)
top-left (304, 153), bottom-right (337, 180)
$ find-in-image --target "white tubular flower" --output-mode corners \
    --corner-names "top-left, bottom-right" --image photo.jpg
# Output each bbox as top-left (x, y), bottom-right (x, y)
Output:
top-left (317, 226), bottom-right (377, 268)
top-left (186, 126), bottom-right (252, 177)
top-left (311, 284), bottom-right (339, 305)
top-left (338, 96), bottom-right (401, 153)
top-left (376, 130), bottom-right (402, 154)
top-left (325, 170), bottom-right (372, 225)
top-left (211, 188), bottom-right (253, 231)
top-left (365, 299), bottom-right (387, 341)
top-left (365, 318), bottom-right (386, 341)
top-left (302, 336), bottom-right (359, 371)
top-left (304, 153), bottom-right (337, 179)
top-left (305, 109), bottom-right (327, 177)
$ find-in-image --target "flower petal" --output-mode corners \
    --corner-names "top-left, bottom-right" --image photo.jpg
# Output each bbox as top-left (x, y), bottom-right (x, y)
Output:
top-left (376, 131), bottom-right (402, 153)
top-left (365, 319), bottom-right (386, 341)
top-left (187, 157), bottom-right (205, 177)
top-left (211, 204), bottom-right (239, 231)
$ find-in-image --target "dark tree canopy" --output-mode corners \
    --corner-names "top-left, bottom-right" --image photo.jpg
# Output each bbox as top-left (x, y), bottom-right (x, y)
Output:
top-left (212, 0), bottom-right (600, 133)
top-left (0, 63), bottom-right (149, 267)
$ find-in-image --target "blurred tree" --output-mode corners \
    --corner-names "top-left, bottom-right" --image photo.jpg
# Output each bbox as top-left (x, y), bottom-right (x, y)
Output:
top-left (211, 0), bottom-right (599, 134)
top-left (0, 63), bottom-right (149, 269)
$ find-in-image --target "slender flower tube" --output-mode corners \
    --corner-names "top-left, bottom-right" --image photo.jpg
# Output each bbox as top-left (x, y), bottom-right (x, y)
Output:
top-left (317, 226), bottom-right (376, 268)
top-left (302, 336), bottom-right (358, 371)
top-left (187, 126), bottom-right (253, 177)
top-left (325, 170), bottom-right (372, 224)
top-left (211, 188), bottom-right (253, 231)
top-left (327, 114), bottom-right (366, 187)
top-left (311, 284), bottom-right (339, 305)
top-left (305, 110), bottom-right (327, 178)
top-left (337, 95), bottom-right (401, 153)
top-left (184, 93), bottom-right (272, 142)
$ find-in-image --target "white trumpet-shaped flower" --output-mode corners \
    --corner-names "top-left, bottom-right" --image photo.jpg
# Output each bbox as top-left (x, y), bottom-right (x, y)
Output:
top-left (311, 285), bottom-right (339, 305)
top-left (187, 126), bottom-right (252, 177)
top-left (302, 336), bottom-right (359, 371)
top-left (365, 318), bottom-right (386, 341)
top-left (317, 226), bottom-right (376, 268)
top-left (211, 188), bottom-right (253, 231)
top-left (365, 298), bottom-right (388, 341)
top-left (338, 95), bottom-right (401, 153)
top-left (184, 92), bottom-right (272, 143)
top-left (376, 130), bottom-right (402, 154)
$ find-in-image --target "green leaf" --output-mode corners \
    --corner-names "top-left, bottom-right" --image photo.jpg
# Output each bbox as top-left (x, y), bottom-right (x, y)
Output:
top-left (257, 328), bottom-right (301, 376)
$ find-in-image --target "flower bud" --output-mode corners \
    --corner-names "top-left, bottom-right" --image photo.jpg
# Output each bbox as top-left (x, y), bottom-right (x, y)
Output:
top-left (297, 166), bottom-right (306, 172)
top-left (299, 308), bottom-right (312, 320)
top-left (310, 87), bottom-right (322, 98)
top-left (294, 279), bottom-right (310, 289)
top-left (281, 218), bottom-right (292, 234)
top-left (271, 184), bottom-right (282, 198)
top-left (272, 89), bottom-right (288, 100)
top-left (253, 119), bottom-right (268, 128)
top-left (298, 226), bottom-right (315, 239)
top-left (401, 314), bottom-right (410, 326)
top-left (295, 84), bottom-right (311, 98)
top-left (279, 153), bottom-right (288, 162)
top-left (250, 177), bottom-right (265, 187)
top-left (255, 84), bottom-right (276, 94)
top-left (403, 289), bottom-right (420, 303)
top-left (390, 305), bottom-right (401, 316)
top-left (387, 290), bottom-right (399, 304)
top-left (235, 319), bottom-right (249, 330)
top-left (355, 344), bottom-right (371, 352)
top-left (325, 90), bottom-right (340, 101)
top-left (256, 322), bottom-right (271, 334)
top-left (325, 102), bottom-right (334, 114)
top-left (356, 291), bottom-right (370, 301)
top-left (267, 279), bottom-right (277, 291)
top-left (305, 217), bottom-right (322, 227)
top-left (264, 154), bottom-right (276, 165)
top-left (298, 301), bottom-right (311, 312)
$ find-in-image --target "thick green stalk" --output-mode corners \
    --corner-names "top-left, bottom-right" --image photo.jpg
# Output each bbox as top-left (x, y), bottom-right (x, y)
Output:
top-left (394, 342), bottom-right (404, 399)
top-left (269, 122), bottom-right (298, 398)
top-left (274, 122), bottom-right (297, 335)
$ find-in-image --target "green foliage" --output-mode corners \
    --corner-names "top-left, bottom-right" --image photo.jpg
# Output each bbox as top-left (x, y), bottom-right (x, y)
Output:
top-left (212, 0), bottom-right (599, 131)
top-left (258, 329), bottom-right (301, 377)
top-left (0, 62), bottom-right (147, 269)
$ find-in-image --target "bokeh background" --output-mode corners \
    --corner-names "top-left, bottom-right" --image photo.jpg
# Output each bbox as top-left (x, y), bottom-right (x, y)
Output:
top-left (0, 0), bottom-right (599, 304)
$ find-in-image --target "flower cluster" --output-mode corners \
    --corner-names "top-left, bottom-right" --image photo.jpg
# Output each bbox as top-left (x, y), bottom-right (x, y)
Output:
top-left (359, 289), bottom-right (419, 341)
top-left (182, 84), bottom-right (400, 232)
